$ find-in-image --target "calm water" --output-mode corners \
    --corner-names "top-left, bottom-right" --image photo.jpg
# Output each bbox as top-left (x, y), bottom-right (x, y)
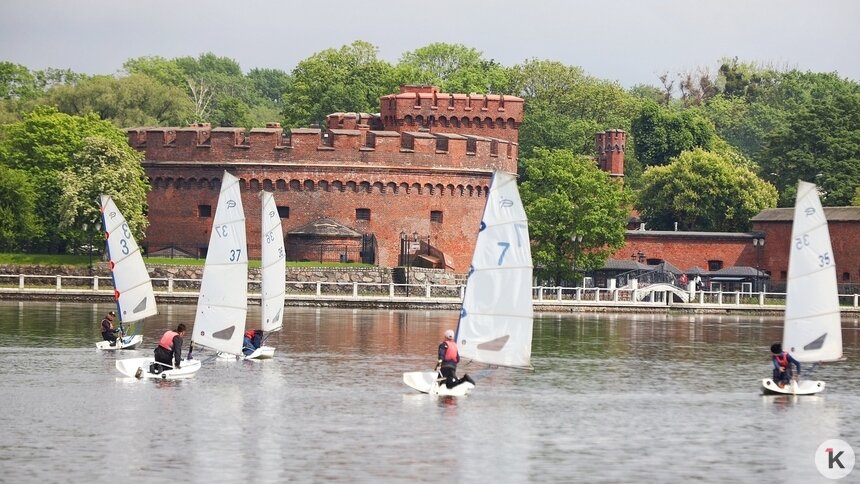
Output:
top-left (0, 301), bottom-right (858, 483)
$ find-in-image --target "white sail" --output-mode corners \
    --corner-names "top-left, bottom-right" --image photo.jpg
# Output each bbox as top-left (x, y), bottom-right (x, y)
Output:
top-left (100, 195), bottom-right (157, 324)
top-left (783, 180), bottom-right (842, 363)
top-left (260, 191), bottom-right (285, 333)
top-left (456, 170), bottom-right (533, 369)
top-left (192, 171), bottom-right (248, 355)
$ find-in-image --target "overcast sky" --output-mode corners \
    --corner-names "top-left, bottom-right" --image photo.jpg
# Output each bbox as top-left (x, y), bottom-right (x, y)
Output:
top-left (2, 0), bottom-right (859, 88)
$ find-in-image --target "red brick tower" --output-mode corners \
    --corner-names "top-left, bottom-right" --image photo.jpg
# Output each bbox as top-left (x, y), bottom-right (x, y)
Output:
top-left (379, 85), bottom-right (524, 145)
top-left (595, 129), bottom-right (626, 180)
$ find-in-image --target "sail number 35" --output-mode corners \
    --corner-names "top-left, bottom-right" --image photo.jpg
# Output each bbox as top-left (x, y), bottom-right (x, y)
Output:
top-left (795, 235), bottom-right (832, 267)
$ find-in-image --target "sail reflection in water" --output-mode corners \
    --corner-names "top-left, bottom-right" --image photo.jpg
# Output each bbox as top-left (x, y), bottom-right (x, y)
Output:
top-left (0, 301), bottom-right (858, 482)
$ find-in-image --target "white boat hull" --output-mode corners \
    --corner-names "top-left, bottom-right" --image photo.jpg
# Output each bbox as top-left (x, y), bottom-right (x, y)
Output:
top-left (216, 346), bottom-right (276, 360)
top-left (247, 345), bottom-right (275, 359)
top-left (116, 357), bottom-right (202, 380)
top-left (403, 371), bottom-right (475, 396)
top-left (95, 335), bottom-right (143, 351)
top-left (761, 378), bottom-right (825, 395)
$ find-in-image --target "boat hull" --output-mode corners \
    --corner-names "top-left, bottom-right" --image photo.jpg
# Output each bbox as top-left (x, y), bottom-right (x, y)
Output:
top-left (761, 378), bottom-right (825, 395)
top-left (216, 345), bottom-right (276, 360)
top-left (247, 345), bottom-right (275, 359)
top-left (403, 371), bottom-right (475, 396)
top-left (95, 335), bottom-right (143, 351)
top-left (116, 357), bottom-right (201, 380)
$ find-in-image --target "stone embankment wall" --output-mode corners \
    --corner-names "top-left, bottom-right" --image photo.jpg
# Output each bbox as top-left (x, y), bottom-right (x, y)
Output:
top-left (0, 264), bottom-right (457, 288)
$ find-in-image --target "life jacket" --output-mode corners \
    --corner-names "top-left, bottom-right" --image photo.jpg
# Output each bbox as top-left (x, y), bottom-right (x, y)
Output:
top-left (159, 331), bottom-right (179, 350)
top-left (443, 340), bottom-right (459, 363)
top-left (101, 318), bottom-right (113, 331)
top-left (244, 329), bottom-right (256, 339)
top-left (774, 352), bottom-right (789, 368)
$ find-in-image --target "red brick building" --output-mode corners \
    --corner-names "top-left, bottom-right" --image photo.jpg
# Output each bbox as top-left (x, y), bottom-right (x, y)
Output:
top-left (128, 84), bottom-right (859, 287)
top-left (130, 86), bottom-right (528, 271)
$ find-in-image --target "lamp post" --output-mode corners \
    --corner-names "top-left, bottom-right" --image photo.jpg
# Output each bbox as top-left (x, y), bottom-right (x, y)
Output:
top-left (571, 234), bottom-right (582, 288)
top-left (399, 231), bottom-right (411, 297)
top-left (753, 236), bottom-right (765, 293)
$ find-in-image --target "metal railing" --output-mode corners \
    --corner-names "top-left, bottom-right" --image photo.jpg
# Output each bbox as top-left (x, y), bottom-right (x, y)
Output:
top-left (2, 273), bottom-right (859, 311)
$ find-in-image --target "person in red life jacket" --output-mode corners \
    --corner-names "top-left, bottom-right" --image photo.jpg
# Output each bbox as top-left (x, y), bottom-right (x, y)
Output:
top-left (100, 311), bottom-right (119, 346)
top-left (153, 323), bottom-right (187, 372)
top-left (243, 329), bottom-right (263, 356)
top-left (436, 329), bottom-right (475, 389)
top-left (770, 342), bottom-right (801, 388)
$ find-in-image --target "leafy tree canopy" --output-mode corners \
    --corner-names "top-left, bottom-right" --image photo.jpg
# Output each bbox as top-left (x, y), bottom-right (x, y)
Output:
top-left (755, 71), bottom-right (860, 206)
top-left (637, 148), bottom-right (777, 232)
top-left (282, 41), bottom-right (396, 127)
top-left (520, 147), bottom-right (632, 285)
top-left (631, 100), bottom-right (716, 167)
top-left (46, 73), bottom-right (195, 127)
top-left (394, 43), bottom-right (509, 94)
top-left (0, 164), bottom-right (38, 250)
top-left (0, 107), bottom-right (146, 251)
top-left (58, 136), bottom-right (149, 242)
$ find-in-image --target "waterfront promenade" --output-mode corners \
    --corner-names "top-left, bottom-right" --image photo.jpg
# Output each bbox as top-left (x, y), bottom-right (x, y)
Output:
top-left (2, 272), bottom-right (860, 314)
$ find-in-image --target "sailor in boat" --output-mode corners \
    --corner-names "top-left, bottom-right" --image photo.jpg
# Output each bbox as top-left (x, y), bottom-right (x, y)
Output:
top-left (437, 329), bottom-right (476, 389)
top-left (242, 329), bottom-right (263, 356)
top-left (770, 342), bottom-right (801, 389)
top-left (100, 311), bottom-right (120, 346)
top-left (153, 324), bottom-right (187, 373)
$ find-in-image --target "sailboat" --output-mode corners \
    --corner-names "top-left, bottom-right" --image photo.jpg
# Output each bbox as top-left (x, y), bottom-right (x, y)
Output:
top-left (116, 171), bottom-right (247, 379)
top-left (761, 180), bottom-right (842, 395)
top-left (244, 190), bottom-right (285, 359)
top-left (403, 170), bottom-right (534, 396)
top-left (95, 195), bottom-right (154, 351)
top-left (191, 170), bottom-right (249, 361)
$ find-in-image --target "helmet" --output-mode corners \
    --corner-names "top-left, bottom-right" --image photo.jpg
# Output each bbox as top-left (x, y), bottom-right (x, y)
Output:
top-left (444, 329), bottom-right (455, 340)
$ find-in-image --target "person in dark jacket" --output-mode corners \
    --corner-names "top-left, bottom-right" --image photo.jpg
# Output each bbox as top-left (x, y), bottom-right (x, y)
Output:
top-left (436, 329), bottom-right (475, 389)
top-left (153, 324), bottom-right (186, 372)
top-left (770, 342), bottom-right (801, 388)
top-left (100, 311), bottom-right (119, 345)
top-left (242, 329), bottom-right (263, 356)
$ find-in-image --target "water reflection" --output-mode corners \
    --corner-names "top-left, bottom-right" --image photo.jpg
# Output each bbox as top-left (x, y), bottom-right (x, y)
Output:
top-left (0, 301), bottom-right (857, 482)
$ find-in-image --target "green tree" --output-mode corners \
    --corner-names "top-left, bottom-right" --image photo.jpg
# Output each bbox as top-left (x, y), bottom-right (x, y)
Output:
top-left (756, 71), bottom-right (860, 206)
top-left (46, 73), bottom-right (194, 127)
top-left (282, 41), bottom-right (396, 127)
top-left (58, 136), bottom-right (149, 242)
top-left (247, 67), bottom-right (291, 106)
top-left (638, 148), bottom-right (777, 232)
top-left (0, 62), bottom-right (40, 100)
top-left (631, 100), bottom-right (716, 167)
top-left (394, 43), bottom-right (509, 94)
top-left (0, 165), bottom-right (38, 250)
top-left (507, 59), bottom-right (640, 171)
top-left (0, 107), bottom-right (137, 251)
top-left (520, 148), bottom-right (632, 285)
top-left (123, 55), bottom-right (188, 88)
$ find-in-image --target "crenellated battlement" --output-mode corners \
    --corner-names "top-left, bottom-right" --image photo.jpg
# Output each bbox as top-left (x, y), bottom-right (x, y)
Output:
top-left (379, 85), bottom-right (523, 144)
top-left (127, 122), bottom-right (517, 173)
